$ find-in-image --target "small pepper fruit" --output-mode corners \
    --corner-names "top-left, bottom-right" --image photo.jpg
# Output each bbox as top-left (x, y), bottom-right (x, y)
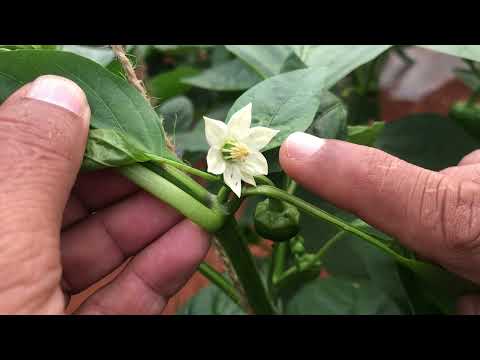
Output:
top-left (254, 198), bottom-right (300, 242)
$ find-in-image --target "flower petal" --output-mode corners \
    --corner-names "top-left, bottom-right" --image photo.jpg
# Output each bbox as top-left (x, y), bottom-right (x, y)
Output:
top-left (240, 171), bottom-right (256, 186)
top-left (206, 148), bottom-right (226, 175)
top-left (242, 151), bottom-right (268, 176)
top-left (243, 126), bottom-right (280, 151)
top-left (204, 116), bottom-right (228, 148)
top-left (227, 103), bottom-right (252, 139)
top-left (224, 164), bottom-right (242, 198)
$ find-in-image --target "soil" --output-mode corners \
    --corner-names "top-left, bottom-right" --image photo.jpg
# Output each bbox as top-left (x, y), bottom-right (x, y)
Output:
top-left (65, 47), bottom-right (475, 315)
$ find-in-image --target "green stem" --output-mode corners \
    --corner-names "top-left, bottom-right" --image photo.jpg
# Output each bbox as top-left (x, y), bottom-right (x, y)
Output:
top-left (149, 154), bottom-right (221, 182)
top-left (275, 231), bottom-right (346, 289)
top-left (145, 162), bottom-right (214, 206)
top-left (198, 262), bottom-right (241, 306)
top-left (255, 175), bottom-right (275, 187)
top-left (214, 216), bottom-right (276, 314)
top-left (118, 164), bottom-right (225, 232)
top-left (269, 242), bottom-right (288, 296)
top-left (243, 186), bottom-right (401, 261)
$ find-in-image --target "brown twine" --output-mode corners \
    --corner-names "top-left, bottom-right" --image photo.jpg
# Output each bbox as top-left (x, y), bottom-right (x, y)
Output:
top-left (212, 237), bottom-right (252, 314)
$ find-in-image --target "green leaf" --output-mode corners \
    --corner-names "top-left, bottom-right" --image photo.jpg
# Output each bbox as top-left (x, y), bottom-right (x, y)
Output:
top-left (279, 51), bottom-right (307, 73)
top-left (225, 45), bottom-right (293, 78)
top-left (174, 120), bottom-right (209, 153)
top-left (157, 96), bottom-right (194, 134)
top-left (291, 45), bottom-right (392, 71)
top-left (398, 258), bottom-right (479, 314)
top-left (307, 92), bottom-right (348, 140)
top-left (285, 277), bottom-right (403, 314)
top-left (375, 114), bottom-right (479, 171)
top-left (174, 102), bottom-right (233, 154)
top-left (418, 45), bottom-right (480, 62)
top-left (348, 121), bottom-right (385, 146)
top-left (261, 91), bottom-right (347, 173)
top-left (82, 129), bottom-right (151, 171)
top-left (177, 283), bottom-right (246, 315)
top-left (0, 50), bottom-right (176, 162)
top-left (226, 67), bottom-right (340, 151)
top-left (59, 45), bottom-right (116, 66)
top-left (146, 66), bottom-right (200, 101)
top-left (182, 59), bottom-right (261, 91)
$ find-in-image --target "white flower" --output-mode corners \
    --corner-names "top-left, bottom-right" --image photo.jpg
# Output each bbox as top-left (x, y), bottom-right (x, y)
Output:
top-left (204, 103), bottom-right (279, 197)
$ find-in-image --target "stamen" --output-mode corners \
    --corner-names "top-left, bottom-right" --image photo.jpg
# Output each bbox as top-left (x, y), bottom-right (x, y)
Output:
top-left (222, 140), bottom-right (250, 162)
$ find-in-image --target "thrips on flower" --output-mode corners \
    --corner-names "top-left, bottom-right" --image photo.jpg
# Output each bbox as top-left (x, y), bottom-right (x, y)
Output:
top-left (204, 103), bottom-right (279, 197)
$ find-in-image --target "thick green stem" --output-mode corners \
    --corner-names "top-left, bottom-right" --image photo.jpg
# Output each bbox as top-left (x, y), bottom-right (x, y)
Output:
top-left (118, 164), bottom-right (224, 232)
top-left (244, 185), bottom-right (401, 261)
top-left (198, 262), bottom-right (241, 306)
top-left (214, 216), bottom-right (276, 315)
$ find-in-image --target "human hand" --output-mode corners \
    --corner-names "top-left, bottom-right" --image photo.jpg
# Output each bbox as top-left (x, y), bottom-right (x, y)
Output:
top-left (280, 132), bottom-right (480, 315)
top-left (0, 75), bottom-right (210, 314)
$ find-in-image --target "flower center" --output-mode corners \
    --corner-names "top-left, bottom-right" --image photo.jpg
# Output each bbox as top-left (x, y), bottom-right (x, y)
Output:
top-left (221, 140), bottom-right (250, 162)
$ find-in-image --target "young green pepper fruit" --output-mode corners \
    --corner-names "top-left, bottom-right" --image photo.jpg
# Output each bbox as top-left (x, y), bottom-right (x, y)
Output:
top-left (254, 198), bottom-right (300, 242)
top-left (449, 101), bottom-right (480, 140)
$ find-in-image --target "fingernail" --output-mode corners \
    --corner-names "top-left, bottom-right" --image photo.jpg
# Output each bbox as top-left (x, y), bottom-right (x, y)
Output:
top-left (26, 75), bottom-right (90, 122)
top-left (285, 132), bottom-right (326, 160)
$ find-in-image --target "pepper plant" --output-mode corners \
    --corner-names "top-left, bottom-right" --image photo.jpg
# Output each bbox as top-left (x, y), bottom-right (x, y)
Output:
top-left (1, 44), bottom-right (480, 315)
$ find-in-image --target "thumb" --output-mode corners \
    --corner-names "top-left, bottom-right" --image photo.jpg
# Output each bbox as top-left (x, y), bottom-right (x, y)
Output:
top-left (280, 132), bottom-right (480, 284)
top-left (0, 75), bottom-right (90, 313)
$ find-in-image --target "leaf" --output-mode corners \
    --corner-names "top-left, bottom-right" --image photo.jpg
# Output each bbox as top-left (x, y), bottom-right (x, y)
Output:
top-left (177, 284), bottom-right (246, 315)
top-left (375, 113), bottom-right (479, 171)
top-left (226, 67), bottom-right (339, 151)
top-left (0, 50), bottom-right (176, 161)
top-left (279, 51), bottom-right (307, 73)
top-left (347, 121), bottom-right (385, 146)
top-left (182, 59), bottom-right (262, 91)
top-left (82, 129), bottom-right (151, 171)
top-left (260, 91), bottom-right (347, 173)
top-left (174, 102), bottom-right (233, 155)
top-left (285, 277), bottom-right (403, 315)
top-left (157, 95), bottom-right (194, 134)
top-left (291, 45), bottom-right (392, 71)
top-left (225, 45), bottom-right (293, 78)
top-left (307, 92), bottom-right (348, 140)
top-left (174, 121), bottom-right (209, 153)
top-left (146, 66), bottom-right (200, 101)
top-left (418, 45), bottom-right (480, 62)
top-left (59, 45), bottom-right (116, 66)
top-left (398, 258), bottom-right (479, 314)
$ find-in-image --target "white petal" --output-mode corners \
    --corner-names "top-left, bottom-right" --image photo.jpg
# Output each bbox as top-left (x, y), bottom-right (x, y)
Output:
top-left (243, 127), bottom-right (280, 151)
top-left (227, 103), bottom-right (252, 138)
top-left (204, 116), bottom-right (228, 148)
top-left (240, 171), bottom-right (256, 186)
top-left (206, 148), bottom-right (226, 175)
top-left (242, 151), bottom-right (268, 176)
top-left (224, 164), bottom-right (242, 198)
